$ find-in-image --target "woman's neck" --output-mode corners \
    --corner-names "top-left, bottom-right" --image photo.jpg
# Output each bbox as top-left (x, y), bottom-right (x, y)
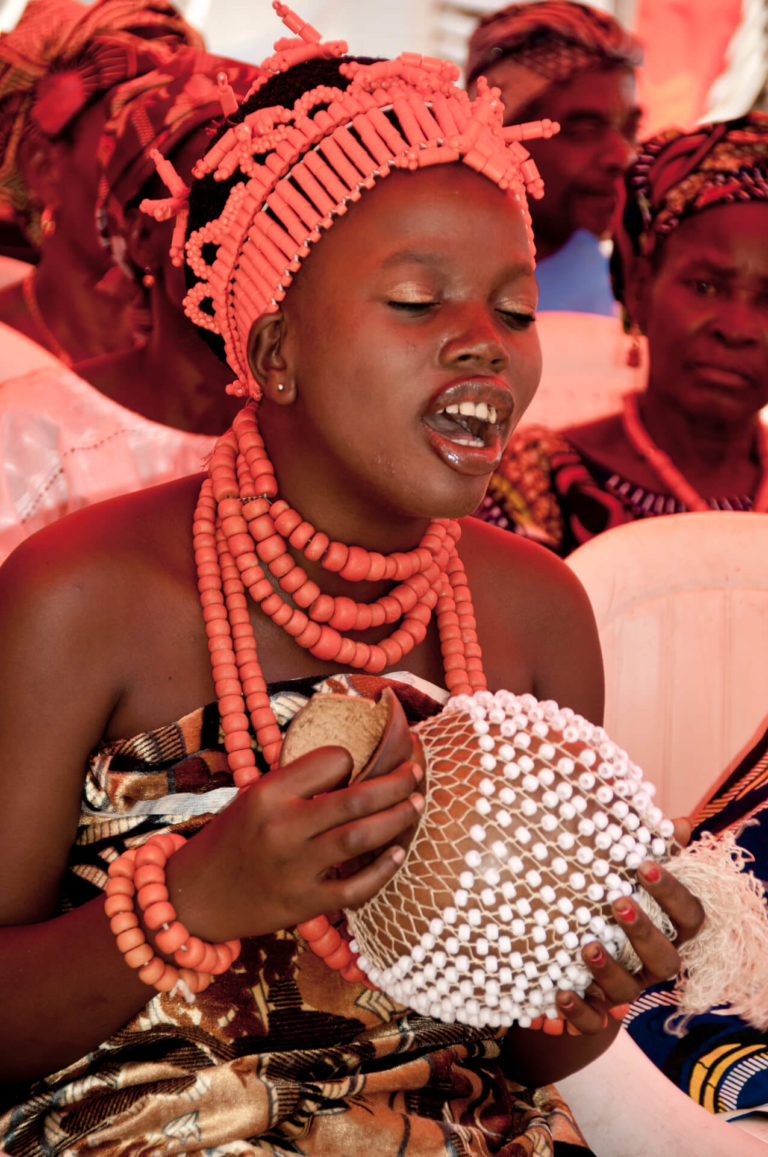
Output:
top-left (27, 245), bottom-right (135, 363)
top-left (77, 289), bottom-right (241, 436)
top-left (638, 390), bottom-right (762, 489)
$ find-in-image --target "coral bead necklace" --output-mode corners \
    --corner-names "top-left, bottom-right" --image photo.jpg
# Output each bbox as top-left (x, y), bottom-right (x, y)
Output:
top-left (193, 403), bottom-right (487, 982)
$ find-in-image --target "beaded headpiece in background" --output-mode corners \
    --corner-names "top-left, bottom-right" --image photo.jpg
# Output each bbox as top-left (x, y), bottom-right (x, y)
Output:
top-left (465, 1), bottom-right (643, 90)
top-left (142, 1), bottom-right (556, 401)
top-left (612, 112), bottom-right (768, 308)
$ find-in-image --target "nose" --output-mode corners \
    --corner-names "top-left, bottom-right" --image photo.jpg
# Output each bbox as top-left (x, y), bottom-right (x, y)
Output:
top-left (438, 305), bottom-right (510, 372)
top-left (712, 295), bottom-right (765, 347)
top-left (598, 128), bottom-right (637, 174)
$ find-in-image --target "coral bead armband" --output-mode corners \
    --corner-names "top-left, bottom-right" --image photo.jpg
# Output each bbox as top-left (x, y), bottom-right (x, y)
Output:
top-left (105, 832), bottom-right (241, 1000)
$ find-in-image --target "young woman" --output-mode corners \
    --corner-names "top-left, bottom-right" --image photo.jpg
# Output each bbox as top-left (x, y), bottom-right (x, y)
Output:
top-left (478, 113), bottom-right (768, 554)
top-left (0, 8), bottom-right (701, 1154)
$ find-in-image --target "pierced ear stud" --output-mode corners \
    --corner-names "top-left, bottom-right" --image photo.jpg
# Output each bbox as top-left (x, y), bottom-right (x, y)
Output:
top-left (276, 382), bottom-right (286, 392)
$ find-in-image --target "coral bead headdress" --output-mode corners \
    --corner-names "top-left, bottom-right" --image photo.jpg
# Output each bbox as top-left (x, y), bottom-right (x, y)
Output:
top-left (142, 1), bottom-right (556, 400)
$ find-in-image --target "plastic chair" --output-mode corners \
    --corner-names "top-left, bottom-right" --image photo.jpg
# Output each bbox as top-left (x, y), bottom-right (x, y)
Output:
top-left (566, 511), bottom-right (768, 818)
top-left (523, 311), bottom-right (641, 429)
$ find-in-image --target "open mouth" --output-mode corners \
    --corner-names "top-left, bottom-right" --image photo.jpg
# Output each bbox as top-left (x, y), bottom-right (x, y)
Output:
top-left (424, 400), bottom-right (500, 447)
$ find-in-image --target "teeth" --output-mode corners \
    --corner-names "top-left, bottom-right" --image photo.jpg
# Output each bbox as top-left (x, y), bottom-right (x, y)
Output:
top-left (444, 401), bottom-right (498, 423)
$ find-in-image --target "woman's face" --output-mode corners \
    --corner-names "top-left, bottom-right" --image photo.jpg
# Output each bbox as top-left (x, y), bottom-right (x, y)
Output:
top-left (264, 164), bottom-right (541, 532)
top-left (639, 201), bottom-right (768, 427)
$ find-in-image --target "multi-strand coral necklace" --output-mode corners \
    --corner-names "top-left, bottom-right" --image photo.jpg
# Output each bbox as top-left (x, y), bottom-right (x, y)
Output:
top-left (192, 403), bottom-right (487, 980)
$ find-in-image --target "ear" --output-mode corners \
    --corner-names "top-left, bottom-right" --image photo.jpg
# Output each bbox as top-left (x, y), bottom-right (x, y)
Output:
top-left (17, 136), bottom-right (66, 210)
top-left (624, 255), bottom-right (651, 334)
top-left (247, 312), bottom-right (296, 403)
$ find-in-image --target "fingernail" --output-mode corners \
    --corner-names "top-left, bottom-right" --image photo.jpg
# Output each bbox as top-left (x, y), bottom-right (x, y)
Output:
top-left (558, 994), bottom-right (575, 1010)
top-left (639, 861), bottom-right (661, 884)
top-left (566, 1022), bottom-right (582, 1036)
top-left (411, 762), bottom-right (424, 783)
top-left (390, 845), bottom-right (406, 865)
top-left (584, 943), bottom-right (606, 967)
top-left (609, 1003), bottom-right (631, 1021)
top-left (614, 901), bottom-right (637, 924)
top-left (409, 792), bottom-right (425, 814)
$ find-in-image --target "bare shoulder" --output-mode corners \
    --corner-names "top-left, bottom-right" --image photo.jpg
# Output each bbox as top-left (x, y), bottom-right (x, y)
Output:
top-left (0, 474), bottom-right (205, 736)
top-left (458, 517), bottom-right (604, 723)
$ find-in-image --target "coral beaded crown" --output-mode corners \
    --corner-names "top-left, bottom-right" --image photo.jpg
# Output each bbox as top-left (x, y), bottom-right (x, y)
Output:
top-left (142, 0), bottom-right (555, 400)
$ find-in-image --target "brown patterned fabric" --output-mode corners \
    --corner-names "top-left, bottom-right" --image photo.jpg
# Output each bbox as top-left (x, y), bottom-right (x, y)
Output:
top-left (0, 673), bottom-right (593, 1156)
top-left (466, 1), bottom-right (642, 88)
top-left (477, 425), bottom-right (759, 557)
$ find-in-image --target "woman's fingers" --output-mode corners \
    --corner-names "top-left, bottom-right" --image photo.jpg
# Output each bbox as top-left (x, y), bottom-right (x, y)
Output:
top-left (636, 860), bottom-right (705, 946)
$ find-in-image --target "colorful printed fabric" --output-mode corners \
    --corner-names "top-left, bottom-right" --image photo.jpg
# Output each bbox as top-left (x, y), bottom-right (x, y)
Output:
top-left (95, 46), bottom-right (262, 275)
top-left (612, 112), bottom-right (768, 305)
top-left (466, 1), bottom-right (642, 88)
top-left (0, 0), bottom-right (202, 243)
top-left (624, 715), bottom-right (768, 1114)
top-left (0, 671), bottom-right (594, 1156)
top-left (477, 425), bottom-right (759, 558)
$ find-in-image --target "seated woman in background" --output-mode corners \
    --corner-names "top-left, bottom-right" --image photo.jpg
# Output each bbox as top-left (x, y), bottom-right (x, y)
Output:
top-left (0, 0), bottom-right (202, 366)
top-left (0, 8), bottom-right (702, 1153)
top-left (477, 112), bottom-right (768, 555)
top-left (0, 0), bottom-right (261, 561)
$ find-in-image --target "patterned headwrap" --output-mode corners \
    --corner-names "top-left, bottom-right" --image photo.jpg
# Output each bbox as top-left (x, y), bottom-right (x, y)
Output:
top-left (466, 1), bottom-right (643, 105)
top-left (0, 0), bottom-right (202, 243)
top-left (612, 111), bottom-right (768, 306)
top-left (142, 2), bottom-right (556, 401)
top-left (96, 46), bottom-right (263, 277)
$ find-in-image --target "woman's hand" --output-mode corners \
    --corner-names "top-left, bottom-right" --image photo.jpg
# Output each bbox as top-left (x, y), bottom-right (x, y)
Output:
top-left (166, 746), bottom-right (424, 943)
top-left (553, 859), bottom-right (705, 1035)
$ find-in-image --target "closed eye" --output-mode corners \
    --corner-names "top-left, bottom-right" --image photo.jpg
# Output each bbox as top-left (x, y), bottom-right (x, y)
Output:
top-left (498, 309), bottom-right (536, 330)
top-left (387, 300), bottom-right (437, 312)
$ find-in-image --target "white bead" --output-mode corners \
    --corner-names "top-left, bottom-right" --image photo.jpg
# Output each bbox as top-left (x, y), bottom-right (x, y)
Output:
top-left (563, 932), bottom-right (580, 950)
top-left (569, 871), bottom-right (586, 890)
top-left (596, 785), bottom-right (613, 804)
top-left (593, 811), bottom-right (609, 830)
top-left (443, 907), bottom-right (457, 925)
top-left (455, 890), bottom-right (468, 907)
top-left (557, 896), bottom-right (574, 915)
top-left (481, 887), bottom-right (495, 907)
top-left (465, 850), bottom-right (482, 867)
top-left (507, 855), bottom-right (524, 874)
top-left (587, 883), bottom-right (605, 902)
top-left (478, 735), bottom-right (495, 752)
top-left (541, 885), bottom-right (556, 904)
top-left (532, 842), bottom-right (549, 863)
top-left (578, 818), bottom-right (595, 837)
top-left (479, 754), bottom-right (496, 772)
top-left (534, 944), bottom-right (550, 963)
top-left (522, 773), bottom-right (538, 793)
top-left (514, 826), bottom-right (531, 844)
top-left (579, 748), bottom-right (597, 767)
top-left (576, 847), bottom-right (594, 866)
top-left (551, 856), bottom-right (568, 875)
top-left (558, 757), bottom-right (575, 774)
top-left (476, 797), bottom-right (491, 816)
top-left (499, 787), bottom-right (516, 805)
top-left (521, 799), bottom-right (538, 818)
top-left (556, 782), bottom-right (573, 801)
top-left (469, 824), bottom-right (486, 844)
top-left (468, 908), bottom-right (482, 926)
top-left (575, 906), bottom-right (591, 925)
top-left (496, 809), bottom-right (512, 828)
top-left (532, 926), bottom-right (546, 944)
top-left (542, 790), bottom-right (559, 810)
top-left (578, 772), bottom-right (595, 791)
top-left (515, 733), bottom-right (531, 750)
top-left (511, 918), bottom-right (526, 937)
top-left (553, 916), bottom-right (569, 936)
top-left (559, 802), bottom-right (576, 821)
top-left (518, 755), bottom-right (534, 773)
top-left (541, 814), bottom-right (558, 832)
top-left (516, 898), bottom-right (532, 916)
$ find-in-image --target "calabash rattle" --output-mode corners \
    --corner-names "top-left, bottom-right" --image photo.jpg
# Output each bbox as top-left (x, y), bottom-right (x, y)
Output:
top-left (282, 688), bottom-right (768, 1032)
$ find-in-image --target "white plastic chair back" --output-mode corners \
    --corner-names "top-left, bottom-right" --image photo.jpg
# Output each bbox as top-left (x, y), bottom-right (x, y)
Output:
top-left (523, 311), bottom-right (641, 429)
top-left (567, 512), bottom-right (768, 818)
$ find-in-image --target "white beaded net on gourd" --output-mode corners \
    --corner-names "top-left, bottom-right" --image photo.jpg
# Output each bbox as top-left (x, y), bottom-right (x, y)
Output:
top-left (346, 689), bottom-right (768, 1032)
